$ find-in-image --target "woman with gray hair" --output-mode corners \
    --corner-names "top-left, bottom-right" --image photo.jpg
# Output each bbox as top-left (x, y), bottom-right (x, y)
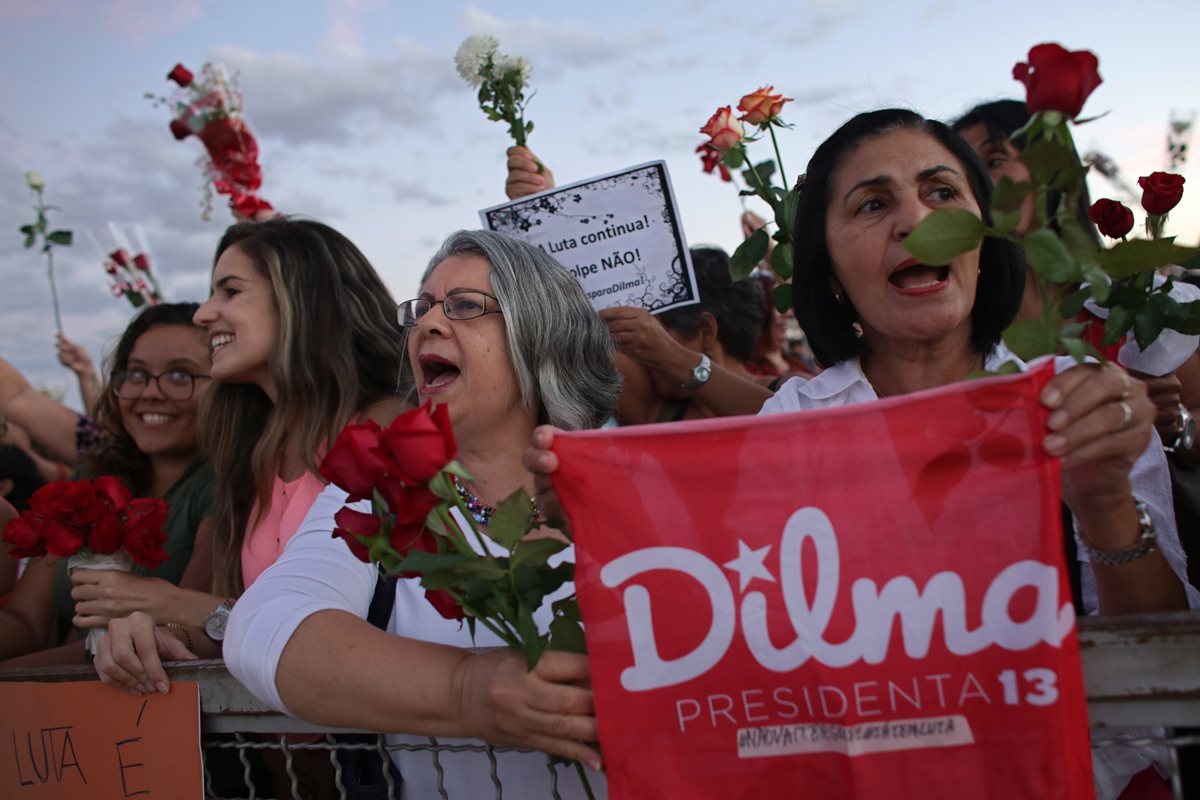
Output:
top-left (222, 229), bottom-right (617, 798)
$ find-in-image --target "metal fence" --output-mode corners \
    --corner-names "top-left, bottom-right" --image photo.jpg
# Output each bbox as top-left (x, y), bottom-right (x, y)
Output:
top-left (3, 611), bottom-right (1198, 799)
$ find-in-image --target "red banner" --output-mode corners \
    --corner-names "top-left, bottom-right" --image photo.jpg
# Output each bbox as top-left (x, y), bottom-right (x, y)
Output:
top-left (552, 363), bottom-right (1094, 799)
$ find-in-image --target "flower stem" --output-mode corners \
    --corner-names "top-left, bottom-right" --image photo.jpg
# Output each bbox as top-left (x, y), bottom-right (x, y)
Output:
top-left (44, 247), bottom-right (63, 337)
top-left (767, 124), bottom-right (788, 190)
top-left (574, 761), bottom-right (597, 800)
top-left (740, 145), bottom-right (774, 204)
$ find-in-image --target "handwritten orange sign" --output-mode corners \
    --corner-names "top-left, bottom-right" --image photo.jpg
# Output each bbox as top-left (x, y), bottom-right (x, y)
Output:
top-left (0, 681), bottom-right (202, 799)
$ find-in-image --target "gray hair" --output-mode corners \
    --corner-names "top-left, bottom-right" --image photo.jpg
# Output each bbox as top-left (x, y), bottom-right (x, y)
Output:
top-left (415, 230), bottom-right (620, 430)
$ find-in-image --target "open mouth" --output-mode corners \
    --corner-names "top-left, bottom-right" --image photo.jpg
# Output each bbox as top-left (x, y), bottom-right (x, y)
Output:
top-left (419, 355), bottom-right (460, 391)
top-left (211, 333), bottom-right (234, 353)
top-left (138, 412), bottom-right (178, 426)
top-left (889, 263), bottom-right (950, 291)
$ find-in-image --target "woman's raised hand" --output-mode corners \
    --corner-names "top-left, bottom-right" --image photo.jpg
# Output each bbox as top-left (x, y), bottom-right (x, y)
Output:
top-left (505, 146), bottom-right (555, 200)
top-left (524, 425), bottom-right (567, 533)
top-left (455, 647), bottom-right (600, 770)
top-left (93, 611), bottom-right (197, 696)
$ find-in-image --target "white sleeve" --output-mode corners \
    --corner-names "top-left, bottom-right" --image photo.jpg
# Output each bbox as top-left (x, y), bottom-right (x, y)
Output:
top-left (758, 377), bottom-right (808, 415)
top-left (224, 484), bottom-right (377, 715)
top-left (1076, 429), bottom-right (1200, 613)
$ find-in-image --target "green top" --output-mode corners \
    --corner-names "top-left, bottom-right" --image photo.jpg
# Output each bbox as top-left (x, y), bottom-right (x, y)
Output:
top-left (52, 458), bottom-right (215, 636)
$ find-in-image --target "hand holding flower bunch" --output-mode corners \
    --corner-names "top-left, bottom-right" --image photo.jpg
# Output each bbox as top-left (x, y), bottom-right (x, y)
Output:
top-left (697, 87), bottom-right (796, 288)
top-left (902, 42), bottom-right (1200, 361)
top-left (319, 403), bottom-right (586, 668)
top-left (455, 35), bottom-right (538, 152)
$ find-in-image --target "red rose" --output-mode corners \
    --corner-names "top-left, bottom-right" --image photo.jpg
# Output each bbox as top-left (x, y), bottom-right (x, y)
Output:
top-left (3, 512), bottom-right (48, 558)
top-left (169, 118), bottom-right (192, 141)
top-left (132, 253), bottom-right (151, 271)
top-left (424, 589), bottom-right (466, 622)
top-left (31, 480), bottom-right (108, 529)
top-left (1012, 43), bottom-right (1101, 120)
top-left (696, 143), bottom-right (732, 182)
top-left (108, 249), bottom-right (130, 267)
top-left (86, 513), bottom-right (123, 554)
top-left (43, 518), bottom-right (86, 558)
top-left (319, 420), bottom-right (390, 501)
top-left (738, 86), bottom-right (791, 126)
top-left (1137, 172), bottom-right (1185, 216)
top-left (230, 194), bottom-right (275, 221)
top-left (699, 106), bottom-right (744, 153)
top-left (93, 476), bottom-right (132, 514)
top-left (374, 404), bottom-right (458, 486)
top-left (1087, 199), bottom-right (1134, 239)
top-left (333, 506), bottom-right (381, 563)
top-left (167, 63), bottom-right (194, 87)
top-left (120, 497), bottom-right (169, 569)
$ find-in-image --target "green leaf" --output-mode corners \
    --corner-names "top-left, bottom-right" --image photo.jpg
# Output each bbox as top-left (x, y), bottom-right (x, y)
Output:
top-left (18, 224), bottom-right (34, 235)
top-left (770, 241), bottom-right (793, 280)
top-left (511, 536), bottom-right (567, 570)
top-left (1177, 247), bottom-right (1200, 270)
top-left (46, 229), bottom-right (72, 246)
top-left (721, 147), bottom-right (745, 170)
top-left (1133, 300), bottom-right (1166, 350)
top-left (23, 233), bottom-right (36, 249)
top-left (1060, 337), bottom-right (1091, 364)
top-left (1059, 287), bottom-right (1089, 318)
top-left (902, 208), bottom-right (985, 266)
top-left (1165, 299), bottom-right (1200, 335)
top-left (1098, 239), bottom-right (1197, 278)
top-left (774, 191), bottom-right (798, 243)
top-left (992, 359), bottom-right (1023, 375)
top-left (482, 489), bottom-right (535, 550)
top-left (1024, 228), bottom-right (1081, 283)
top-left (990, 177), bottom-right (1034, 213)
top-left (387, 549), bottom-right (471, 578)
top-left (741, 159), bottom-right (776, 188)
top-left (1058, 217), bottom-right (1101, 264)
top-left (989, 210), bottom-right (1021, 236)
top-left (1103, 304), bottom-right (1135, 345)
top-left (1019, 139), bottom-right (1075, 185)
top-left (772, 283), bottom-right (791, 313)
top-left (549, 613), bottom-right (587, 654)
top-left (1080, 262), bottom-right (1109, 303)
top-left (428, 471), bottom-right (455, 501)
top-left (728, 228), bottom-right (769, 281)
top-left (1002, 318), bottom-right (1059, 361)
top-left (1050, 164), bottom-right (1089, 192)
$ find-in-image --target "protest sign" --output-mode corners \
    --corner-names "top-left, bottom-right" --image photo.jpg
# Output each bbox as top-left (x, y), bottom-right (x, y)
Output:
top-left (552, 363), bottom-right (1094, 799)
top-left (0, 680), bottom-right (202, 799)
top-left (480, 161), bottom-right (697, 312)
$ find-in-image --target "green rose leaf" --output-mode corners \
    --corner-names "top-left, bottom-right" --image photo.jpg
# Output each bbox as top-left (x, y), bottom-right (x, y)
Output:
top-left (721, 147), bottom-right (745, 170)
top-left (774, 191), bottom-right (798, 242)
top-left (46, 229), bottom-right (72, 246)
top-left (1103, 304), bottom-right (1136, 345)
top-left (742, 159), bottom-right (776, 188)
top-left (1060, 336), bottom-right (1102, 364)
top-left (388, 549), bottom-right (472, 578)
top-left (1059, 287), bottom-right (1090, 319)
top-left (549, 613), bottom-right (587, 654)
top-left (481, 489), bottom-right (536, 550)
top-left (1002, 318), bottom-right (1059, 361)
top-left (18, 224), bottom-right (34, 235)
top-left (511, 536), bottom-right (567, 570)
top-left (1133, 299), bottom-right (1167, 350)
top-left (1098, 239), bottom-right (1197, 278)
top-left (1165, 299), bottom-right (1200, 335)
top-left (990, 177), bottom-right (1034, 213)
top-left (989, 210), bottom-right (1021, 236)
top-left (1019, 139), bottom-right (1075, 186)
top-left (728, 228), bottom-right (769, 281)
top-left (1024, 228), bottom-right (1081, 283)
top-left (23, 233), bottom-right (36, 249)
top-left (901, 208), bottom-right (984, 266)
top-left (771, 282), bottom-right (791, 313)
top-left (1080, 262), bottom-right (1109, 304)
top-left (770, 241), bottom-right (793, 280)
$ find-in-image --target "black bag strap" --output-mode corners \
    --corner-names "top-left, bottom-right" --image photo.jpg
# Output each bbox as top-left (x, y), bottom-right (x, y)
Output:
top-left (366, 567), bottom-right (396, 631)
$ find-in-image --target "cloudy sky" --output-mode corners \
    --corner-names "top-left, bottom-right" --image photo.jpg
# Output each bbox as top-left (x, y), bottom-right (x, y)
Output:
top-left (2, 0), bottom-right (1197, 409)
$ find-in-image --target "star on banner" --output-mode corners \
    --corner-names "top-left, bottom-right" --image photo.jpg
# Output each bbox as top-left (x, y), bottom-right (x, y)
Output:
top-left (722, 540), bottom-right (775, 592)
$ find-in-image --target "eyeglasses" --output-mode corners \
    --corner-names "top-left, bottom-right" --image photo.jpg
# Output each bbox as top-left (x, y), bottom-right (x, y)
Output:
top-left (398, 290), bottom-right (503, 327)
top-left (112, 368), bottom-right (211, 401)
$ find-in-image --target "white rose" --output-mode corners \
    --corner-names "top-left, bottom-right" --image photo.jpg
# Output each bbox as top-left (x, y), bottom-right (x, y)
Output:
top-left (25, 171), bottom-right (45, 191)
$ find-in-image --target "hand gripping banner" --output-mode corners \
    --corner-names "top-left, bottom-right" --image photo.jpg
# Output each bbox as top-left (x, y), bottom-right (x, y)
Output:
top-left (551, 363), bottom-right (1094, 799)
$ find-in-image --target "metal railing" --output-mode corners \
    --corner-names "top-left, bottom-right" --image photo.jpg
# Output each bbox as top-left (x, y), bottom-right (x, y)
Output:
top-left (3, 611), bottom-right (1198, 799)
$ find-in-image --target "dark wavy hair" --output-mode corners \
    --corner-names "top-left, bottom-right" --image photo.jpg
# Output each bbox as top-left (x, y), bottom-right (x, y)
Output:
top-left (657, 248), bottom-right (764, 363)
top-left (85, 302), bottom-right (203, 496)
top-left (792, 108), bottom-right (1026, 367)
top-left (951, 98), bottom-right (1101, 250)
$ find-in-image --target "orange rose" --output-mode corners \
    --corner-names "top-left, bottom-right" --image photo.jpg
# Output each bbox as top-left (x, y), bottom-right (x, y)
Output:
top-left (700, 106), bottom-right (744, 152)
top-left (738, 86), bottom-right (791, 126)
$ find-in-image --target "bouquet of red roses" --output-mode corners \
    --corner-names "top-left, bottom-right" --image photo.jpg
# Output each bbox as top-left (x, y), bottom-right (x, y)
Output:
top-left (319, 403), bottom-right (585, 668)
top-left (148, 62), bottom-right (274, 222)
top-left (3, 477), bottom-right (168, 567)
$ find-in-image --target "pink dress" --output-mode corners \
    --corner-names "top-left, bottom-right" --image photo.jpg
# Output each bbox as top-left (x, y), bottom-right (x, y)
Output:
top-left (241, 472), bottom-right (326, 588)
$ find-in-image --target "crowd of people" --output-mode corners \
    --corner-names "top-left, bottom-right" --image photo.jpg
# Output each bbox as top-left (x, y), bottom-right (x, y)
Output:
top-left (1, 96), bottom-right (1198, 800)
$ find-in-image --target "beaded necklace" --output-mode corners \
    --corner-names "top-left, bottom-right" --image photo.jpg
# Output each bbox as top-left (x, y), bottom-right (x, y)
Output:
top-left (452, 475), bottom-right (543, 526)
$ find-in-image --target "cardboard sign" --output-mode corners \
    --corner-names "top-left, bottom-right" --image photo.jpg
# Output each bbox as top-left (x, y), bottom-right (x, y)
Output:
top-left (480, 161), bottom-right (697, 312)
top-left (552, 364), bottom-right (1094, 799)
top-left (0, 681), bottom-right (202, 799)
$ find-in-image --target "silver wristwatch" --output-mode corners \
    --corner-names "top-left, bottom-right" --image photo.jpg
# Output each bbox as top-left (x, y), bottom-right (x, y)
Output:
top-left (682, 354), bottom-right (712, 390)
top-left (1167, 403), bottom-right (1196, 452)
top-left (1080, 499), bottom-right (1157, 565)
top-left (204, 599), bottom-right (235, 642)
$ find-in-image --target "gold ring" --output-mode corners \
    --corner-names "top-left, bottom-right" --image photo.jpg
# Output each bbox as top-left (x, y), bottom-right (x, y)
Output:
top-left (1117, 368), bottom-right (1133, 400)
top-left (1118, 400), bottom-right (1133, 430)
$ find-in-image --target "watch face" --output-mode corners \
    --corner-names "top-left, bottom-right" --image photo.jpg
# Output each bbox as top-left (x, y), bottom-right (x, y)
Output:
top-left (1183, 416), bottom-right (1196, 450)
top-left (695, 365), bottom-right (712, 384)
top-left (205, 605), bottom-right (230, 641)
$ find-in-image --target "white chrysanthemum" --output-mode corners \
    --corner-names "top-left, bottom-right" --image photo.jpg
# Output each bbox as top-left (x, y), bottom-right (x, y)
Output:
top-left (455, 34), bottom-right (499, 86)
top-left (492, 54), bottom-right (531, 85)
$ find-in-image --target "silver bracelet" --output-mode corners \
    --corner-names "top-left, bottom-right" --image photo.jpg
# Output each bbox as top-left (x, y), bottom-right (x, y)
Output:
top-left (1079, 498), bottom-right (1157, 565)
